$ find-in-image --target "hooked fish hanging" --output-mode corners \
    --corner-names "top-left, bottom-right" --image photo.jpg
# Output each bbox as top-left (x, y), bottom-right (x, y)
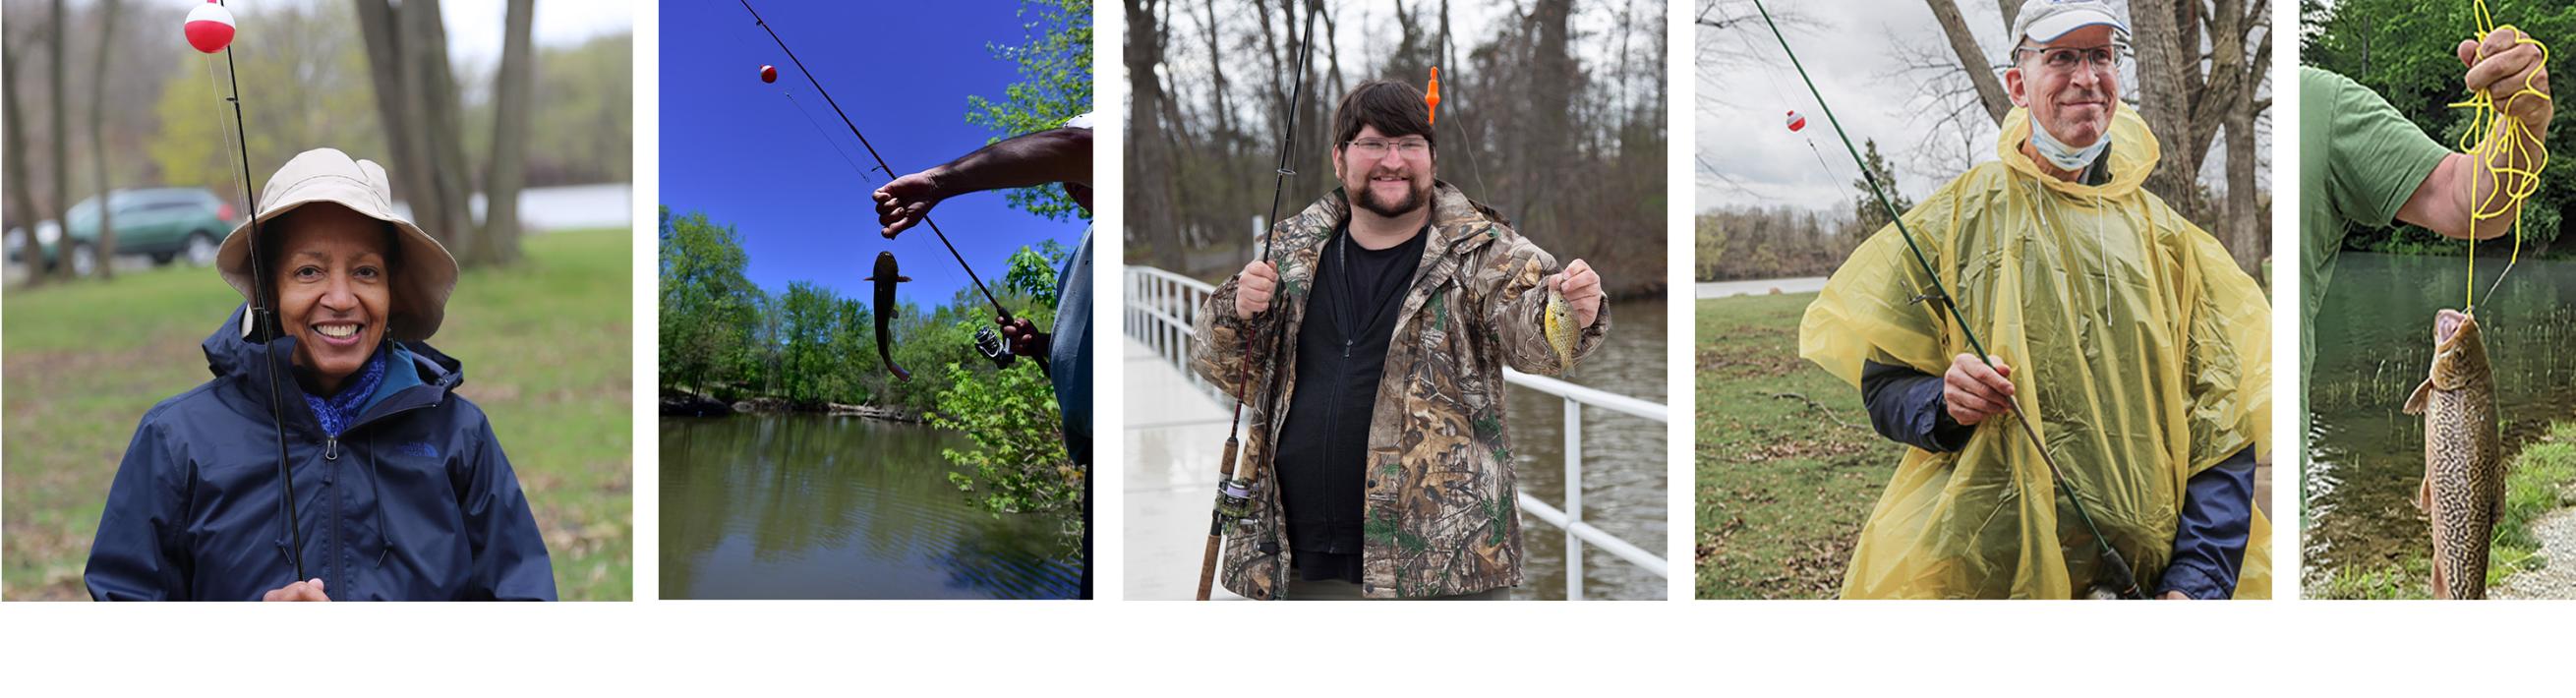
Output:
top-left (863, 252), bottom-right (912, 381)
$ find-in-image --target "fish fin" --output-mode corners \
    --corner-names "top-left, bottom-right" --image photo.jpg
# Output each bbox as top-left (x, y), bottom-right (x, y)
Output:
top-left (898, 275), bottom-right (911, 282)
top-left (2402, 378), bottom-right (2434, 416)
top-left (2430, 559), bottom-right (2450, 600)
top-left (864, 273), bottom-right (878, 281)
top-left (2414, 476), bottom-right (2431, 514)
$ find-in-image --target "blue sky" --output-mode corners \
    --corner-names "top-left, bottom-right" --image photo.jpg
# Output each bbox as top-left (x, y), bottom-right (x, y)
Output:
top-left (661, 0), bottom-right (1089, 310)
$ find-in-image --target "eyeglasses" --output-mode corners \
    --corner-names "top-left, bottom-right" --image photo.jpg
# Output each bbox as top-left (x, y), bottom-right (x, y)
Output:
top-left (1344, 138), bottom-right (1432, 160)
top-left (2018, 43), bottom-right (2126, 72)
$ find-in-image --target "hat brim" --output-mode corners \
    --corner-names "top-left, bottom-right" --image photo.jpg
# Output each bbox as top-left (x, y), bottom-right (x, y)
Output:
top-left (2021, 11), bottom-right (2131, 45)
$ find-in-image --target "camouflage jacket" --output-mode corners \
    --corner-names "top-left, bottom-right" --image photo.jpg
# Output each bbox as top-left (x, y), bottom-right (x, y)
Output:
top-left (1190, 181), bottom-right (1610, 599)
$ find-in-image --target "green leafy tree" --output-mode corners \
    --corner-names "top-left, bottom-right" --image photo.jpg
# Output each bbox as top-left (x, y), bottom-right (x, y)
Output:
top-left (932, 352), bottom-right (1076, 528)
top-left (778, 281), bottom-right (844, 405)
top-left (1003, 239), bottom-right (1070, 309)
top-left (1850, 139), bottom-right (1911, 236)
top-left (966, 0), bottom-right (1093, 222)
top-left (2308, 0), bottom-right (2575, 255)
top-left (659, 206), bottom-right (763, 396)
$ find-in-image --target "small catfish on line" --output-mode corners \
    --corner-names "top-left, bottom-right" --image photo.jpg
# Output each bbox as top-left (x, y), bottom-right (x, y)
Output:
top-left (865, 251), bottom-right (911, 380)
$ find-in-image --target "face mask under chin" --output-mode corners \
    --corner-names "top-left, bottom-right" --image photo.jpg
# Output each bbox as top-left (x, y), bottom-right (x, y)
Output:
top-left (2029, 120), bottom-right (2112, 172)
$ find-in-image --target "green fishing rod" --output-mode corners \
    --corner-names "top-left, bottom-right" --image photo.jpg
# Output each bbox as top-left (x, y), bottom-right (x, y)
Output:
top-left (1746, 0), bottom-right (2140, 600)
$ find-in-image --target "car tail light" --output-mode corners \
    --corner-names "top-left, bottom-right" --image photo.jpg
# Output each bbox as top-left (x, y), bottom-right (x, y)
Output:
top-left (217, 202), bottom-right (236, 223)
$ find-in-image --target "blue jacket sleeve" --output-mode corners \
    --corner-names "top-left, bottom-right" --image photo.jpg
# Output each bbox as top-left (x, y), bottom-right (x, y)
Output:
top-left (456, 418), bottom-right (557, 601)
top-left (86, 417), bottom-right (193, 601)
top-left (2158, 445), bottom-right (2256, 600)
top-left (1858, 361), bottom-right (1974, 452)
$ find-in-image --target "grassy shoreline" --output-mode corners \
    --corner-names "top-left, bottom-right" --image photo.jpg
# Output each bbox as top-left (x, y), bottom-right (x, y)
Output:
top-left (1693, 292), bottom-right (1901, 599)
top-left (2314, 421), bottom-right (2576, 600)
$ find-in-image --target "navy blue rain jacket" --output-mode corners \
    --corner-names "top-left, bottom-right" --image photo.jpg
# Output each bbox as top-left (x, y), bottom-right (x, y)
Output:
top-left (85, 307), bottom-right (556, 601)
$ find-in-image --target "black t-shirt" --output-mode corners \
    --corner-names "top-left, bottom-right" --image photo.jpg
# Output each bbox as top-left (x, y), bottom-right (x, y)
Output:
top-left (1273, 223), bottom-right (1429, 583)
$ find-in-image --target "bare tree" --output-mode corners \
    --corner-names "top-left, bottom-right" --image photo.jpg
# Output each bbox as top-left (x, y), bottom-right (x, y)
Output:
top-left (89, 0), bottom-right (123, 279)
top-left (4, 24), bottom-right (47, 286)
top-left (480, 0), bottom-right (536, 266)
top-left (355, 0), bottom-right (479, 265)
top-left (1923, 0), bottom-right (2013, 123)
top-left (50, 0), bottom-right (71, 279)
top-left (1124, 0), bottom-right (1189, 270)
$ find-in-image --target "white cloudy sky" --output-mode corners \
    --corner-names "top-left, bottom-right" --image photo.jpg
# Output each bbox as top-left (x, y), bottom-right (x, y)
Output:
top-left (440, 0), bottom-right (633, 63)
top-left (1694, 0), bottom-right (2266, 216)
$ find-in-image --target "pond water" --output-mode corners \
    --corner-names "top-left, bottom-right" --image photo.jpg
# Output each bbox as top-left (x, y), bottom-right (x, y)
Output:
top-left (2305, 252), bottom-right (2576, 581)
top-left (661, 414), bottom-right (1083, 600)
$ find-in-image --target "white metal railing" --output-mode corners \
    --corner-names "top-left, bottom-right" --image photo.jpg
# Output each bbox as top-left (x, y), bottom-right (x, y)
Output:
top-left (1122, 265), bottom-right (1669, 600)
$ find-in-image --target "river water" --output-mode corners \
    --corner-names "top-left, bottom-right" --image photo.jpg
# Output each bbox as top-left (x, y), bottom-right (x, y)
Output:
top-left (2306, 252), bottom-right (2576, 582)
top-left (661, 414), bottom-right (1083, 600)
top-left (1507, 297), bottom-right (1669, 600)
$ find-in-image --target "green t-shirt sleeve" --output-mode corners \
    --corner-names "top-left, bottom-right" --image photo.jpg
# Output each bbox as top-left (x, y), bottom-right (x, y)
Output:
top-left (2307, 67), bottom-right (2453, 229)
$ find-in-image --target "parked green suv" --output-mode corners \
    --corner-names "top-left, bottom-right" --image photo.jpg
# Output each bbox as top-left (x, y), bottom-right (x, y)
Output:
top-left (16, 188), bottom-right (237, 276)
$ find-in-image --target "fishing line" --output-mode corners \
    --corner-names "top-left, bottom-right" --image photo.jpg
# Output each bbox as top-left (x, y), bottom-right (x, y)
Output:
top-left (1748, 0), bottom-right (2138, 598)
top-left (725, 17), bottom-right (880, 186)
top-left (2450, 0), bottom-right (2552, 314)
top-left (1715, 4), bottom-right (1846, 187)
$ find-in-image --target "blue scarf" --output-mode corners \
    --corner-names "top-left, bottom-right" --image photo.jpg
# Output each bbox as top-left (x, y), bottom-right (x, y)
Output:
top-left (304, 344), bottom-right (390, 437)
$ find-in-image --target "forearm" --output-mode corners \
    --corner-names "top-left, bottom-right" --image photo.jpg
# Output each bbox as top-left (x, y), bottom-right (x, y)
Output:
top-left (924, 128), bottom-right (1093, 195)
top-left (1188, 278), bottom-right (1260, 398)
top-left (2158, 445), bottom-right (2257, 600)
top-left (1857, 361), bottom-right (1973, 452)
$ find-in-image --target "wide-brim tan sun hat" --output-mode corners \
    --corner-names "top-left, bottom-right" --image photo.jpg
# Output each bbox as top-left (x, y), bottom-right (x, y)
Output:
top-left (215, 147), bottom-right (457, 342)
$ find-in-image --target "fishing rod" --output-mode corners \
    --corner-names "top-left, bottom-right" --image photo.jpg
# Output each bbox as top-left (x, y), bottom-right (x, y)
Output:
top-left (1198, 2), bottom-right (1321, 602)
top-left (735, 0), bottom-right (1015, 325)
top-left (1746, 0), bottom-right (2140, 599)
top-left (188, 0), bottom-right (306, 582)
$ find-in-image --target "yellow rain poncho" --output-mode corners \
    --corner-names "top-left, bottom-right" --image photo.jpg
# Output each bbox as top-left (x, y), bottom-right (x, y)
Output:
top-left (1798, 106), bottom-right (2272, 599)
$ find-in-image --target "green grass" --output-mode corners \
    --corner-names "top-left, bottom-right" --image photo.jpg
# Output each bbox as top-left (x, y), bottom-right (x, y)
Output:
top-left (3, 228), bottom-right (632, 601)
top-left (2312, 421), bottom-right (2576, 600)
top-left (1693, 292), bottom-right (1903, 599)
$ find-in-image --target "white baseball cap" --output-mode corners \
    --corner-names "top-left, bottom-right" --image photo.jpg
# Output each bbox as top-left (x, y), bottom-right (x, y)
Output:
top-left (2010, 0), bottom-right (2132, 53)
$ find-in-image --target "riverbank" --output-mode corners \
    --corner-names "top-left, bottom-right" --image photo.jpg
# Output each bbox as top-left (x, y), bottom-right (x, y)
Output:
top-left (2316, 421), bottom-right (2576, 599)
top-left (658, 386), bottom-right (924, 422)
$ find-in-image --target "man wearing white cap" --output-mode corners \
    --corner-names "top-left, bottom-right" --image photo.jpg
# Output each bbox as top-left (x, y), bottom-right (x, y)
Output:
top-left (86, 148), bottom-right (556, 601)
top-left (1799, 0), bottom-right (2271, 599)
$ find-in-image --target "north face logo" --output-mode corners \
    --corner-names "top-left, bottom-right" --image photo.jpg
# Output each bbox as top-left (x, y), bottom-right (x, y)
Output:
top-left (396, 441), bottom-right (439, 458)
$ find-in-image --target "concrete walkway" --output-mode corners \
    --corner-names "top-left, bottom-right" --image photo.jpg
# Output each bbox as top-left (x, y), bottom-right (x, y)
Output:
top-left (1122, 336), bottom-right (1248, 600)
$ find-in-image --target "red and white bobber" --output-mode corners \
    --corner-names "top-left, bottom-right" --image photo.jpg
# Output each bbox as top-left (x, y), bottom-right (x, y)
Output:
top-left (184, 0), bottom-right (236, 54)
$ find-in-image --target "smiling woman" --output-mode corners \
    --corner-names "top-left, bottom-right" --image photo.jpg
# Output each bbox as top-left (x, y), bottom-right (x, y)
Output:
top-left (82, 148), bottom-right (555, 602)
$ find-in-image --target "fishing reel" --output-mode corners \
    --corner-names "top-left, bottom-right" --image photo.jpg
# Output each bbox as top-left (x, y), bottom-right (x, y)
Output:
top-left (972, 326), bottom-right (1016, 369)
top-left (1213, 477), bottom-right (1257, 530)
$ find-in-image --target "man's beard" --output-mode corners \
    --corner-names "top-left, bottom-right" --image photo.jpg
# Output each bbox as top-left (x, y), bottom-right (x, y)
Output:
top-left (1353, 176), bottom-right (1429, 218)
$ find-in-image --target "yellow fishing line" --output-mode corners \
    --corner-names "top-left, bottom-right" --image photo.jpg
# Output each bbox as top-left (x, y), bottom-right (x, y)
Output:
top-left (2447, 1), bottom-right (2552, 313)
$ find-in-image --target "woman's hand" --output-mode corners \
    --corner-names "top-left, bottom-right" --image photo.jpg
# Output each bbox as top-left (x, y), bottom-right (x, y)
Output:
top-left (261, 578), bottom-right (331, 602)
